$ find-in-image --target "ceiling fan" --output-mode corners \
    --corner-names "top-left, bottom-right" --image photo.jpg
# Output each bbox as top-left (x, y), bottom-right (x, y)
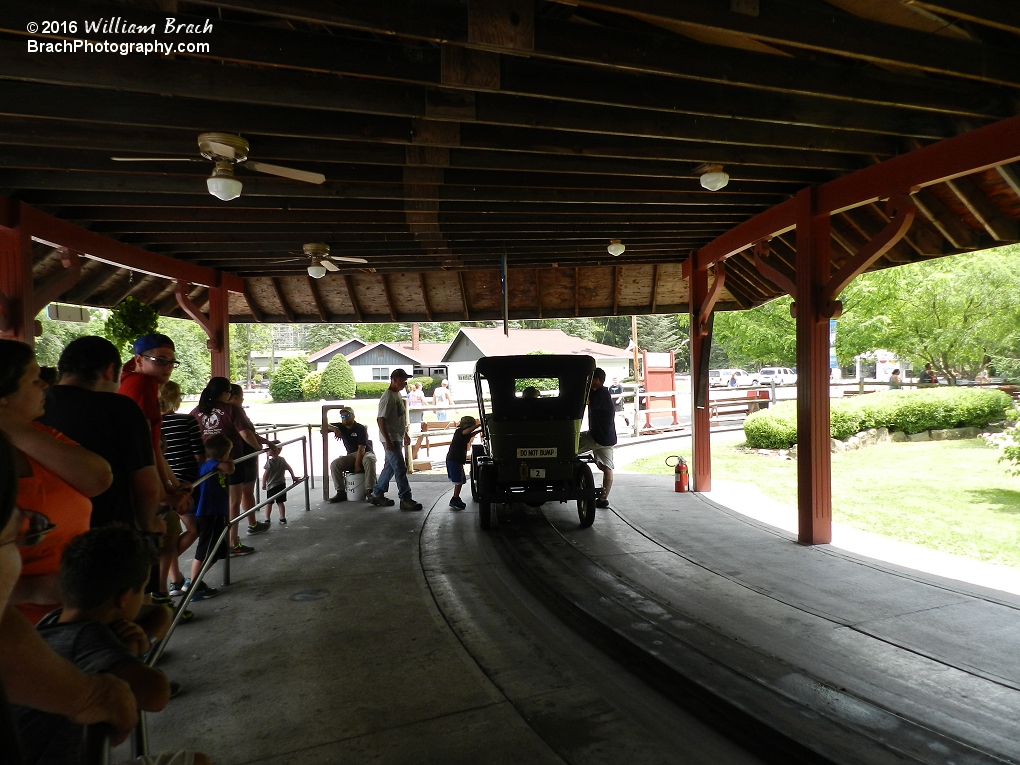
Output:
top-left (111, 132), bottom-right (326, 201)
top-left (270, 243), bottom-right (369, 278)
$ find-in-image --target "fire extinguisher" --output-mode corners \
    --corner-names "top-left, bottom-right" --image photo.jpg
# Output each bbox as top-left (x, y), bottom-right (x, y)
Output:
top-left (665, 456), bottom-right (689, 492)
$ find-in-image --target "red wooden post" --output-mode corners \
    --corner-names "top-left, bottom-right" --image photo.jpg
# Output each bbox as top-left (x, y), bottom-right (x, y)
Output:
top-left (0, 202), bottom-right (36, 345)
top-left (689, 263), bottom-right (711, 492)
top-left (207, 285), bottom-right (230, 379)
top-left (794, 188), bottom-right (832, 545)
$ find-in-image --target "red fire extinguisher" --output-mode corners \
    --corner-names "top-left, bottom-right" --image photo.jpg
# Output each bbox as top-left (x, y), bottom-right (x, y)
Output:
top-left (665, 456), bottom-right (689, 492)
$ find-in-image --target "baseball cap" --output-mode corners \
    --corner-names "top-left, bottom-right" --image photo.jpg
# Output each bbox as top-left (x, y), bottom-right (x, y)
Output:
top-left (133, 333), bottom-right (175, 355)
top-left (337, 406), bottom-right (354, 418)
top-left (390, 368), bottom-right (410, 379)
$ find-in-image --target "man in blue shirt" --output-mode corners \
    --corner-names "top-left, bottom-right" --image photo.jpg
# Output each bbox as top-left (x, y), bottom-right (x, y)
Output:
top-left (578, 367), bottom-right (617, 509)
top-left (327, 407), bottom-right (377, 502)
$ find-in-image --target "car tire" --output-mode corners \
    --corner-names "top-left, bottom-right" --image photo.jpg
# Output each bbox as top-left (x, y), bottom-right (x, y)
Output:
top-left (575, 463), bottom-right (596, 528)
top-left (469, 444), bottom-right (485, 503)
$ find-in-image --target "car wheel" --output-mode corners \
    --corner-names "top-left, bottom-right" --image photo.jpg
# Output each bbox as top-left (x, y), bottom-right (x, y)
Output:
top-left (575, 463), bottom-right (596, 528)
top-left (469, 444), bottom-right (485, 503)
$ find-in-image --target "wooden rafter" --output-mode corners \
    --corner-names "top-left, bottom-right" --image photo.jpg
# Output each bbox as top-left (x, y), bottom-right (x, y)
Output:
top-left (342, 275), bottom-right (363, 322)
top-left (650, 264), bottom-right (660, 313)
top-left (612, 266), bottom-right (621, 316)
top-left (457, 270), bottom-right (470, 320)
top-left (573, 267), bottom-right (580, 316)
top-left (533, 269), bottom-right (542, 319)
top-left (379, 274), bottom-right (397, 321)
top-left (270, 278), bottom-right (294, 322)
top-left (242, 282), bottom-right (264, 323)
top-left (945, 177), bottom-right (1019, 241)
top-left (306, 276), bottom-right (327, 322)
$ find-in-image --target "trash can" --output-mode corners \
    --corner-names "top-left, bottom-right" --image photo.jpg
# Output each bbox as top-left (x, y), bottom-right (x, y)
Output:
top-left (345, 472), bottom-right (367, 502)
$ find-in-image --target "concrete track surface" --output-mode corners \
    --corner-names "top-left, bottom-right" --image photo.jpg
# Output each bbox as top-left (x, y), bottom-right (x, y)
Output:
top-left (135, 475), bottom-right (1020, 764)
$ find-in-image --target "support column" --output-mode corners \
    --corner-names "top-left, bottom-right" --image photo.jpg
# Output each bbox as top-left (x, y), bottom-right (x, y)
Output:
top-left (794, 188), bottom-right (832, 545)
top-left (689, 263), bottom-right (711, 492)
top-left (207, 285), bottom-right (230, 379)
top-left (0, 202), bottom-right (36, 344)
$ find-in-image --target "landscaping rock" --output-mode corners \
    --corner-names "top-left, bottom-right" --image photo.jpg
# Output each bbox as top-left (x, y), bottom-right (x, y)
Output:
top-left (890, 431), bottom-right (907, 442)
top-left (930, 429), bottom-right (948, 441)
top-left (908, 431), bottom-right (930, 442)
top-left (830, 438), bottom-right (844, 454)
top-left (876, 427), bottom-right (890, 442)
top-left (862, 429), bottom-right (878, 446)
top-left (958, 427), bottom-right (980, 439)
top-left (789, 445), bottom-right (797, 458)
top-left (984, 425), bottom-right (1005, 434)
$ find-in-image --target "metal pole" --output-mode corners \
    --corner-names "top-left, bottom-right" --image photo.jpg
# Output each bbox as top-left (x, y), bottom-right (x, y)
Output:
top-left (302, 437), bottom-right (310, 512)
top-left (307, 424), bottom-right (315, 490)
top-left (133, 712), bottom-right (148, 760)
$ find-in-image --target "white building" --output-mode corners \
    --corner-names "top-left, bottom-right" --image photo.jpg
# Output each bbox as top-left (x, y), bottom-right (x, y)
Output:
top-left (441, 327), bottom-right (631, 401)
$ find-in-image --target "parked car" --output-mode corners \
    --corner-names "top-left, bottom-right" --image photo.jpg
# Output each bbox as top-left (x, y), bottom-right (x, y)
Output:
top-left (709, 369), bottom-right (752, 387)
top-left (752, 367), bottom-right (797, 386)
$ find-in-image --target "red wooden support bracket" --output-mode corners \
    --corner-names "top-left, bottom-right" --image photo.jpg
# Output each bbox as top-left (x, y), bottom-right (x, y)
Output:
top-left (174, 282), bottom-right (221, 352)
top-left (0, 291), bottom-right (12, 334)
top-left (819, 194), bottom-right (916, 319)
top-left (752, 240), bottom-right (797, 297)
top-left (31, 250), bottom-right (82, 317)
top-left (697, 262), bottom-right (725, 337)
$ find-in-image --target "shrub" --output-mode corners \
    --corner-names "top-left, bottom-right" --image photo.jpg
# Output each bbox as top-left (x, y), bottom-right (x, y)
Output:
top-left (104, 297), bottom-right (158, 356)
top-left (269, 356), bottom-right (309, 403)
top-left (743, 388), bottom-right (1012, 449)
top-left (321, 355), bottom-right (356, 400)
top-left (301, 371), bottom-right (324, 401)
top-left (354, 382), bottom-right (390, 399)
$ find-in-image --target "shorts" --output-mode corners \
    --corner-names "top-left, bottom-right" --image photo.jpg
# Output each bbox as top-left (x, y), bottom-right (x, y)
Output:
top-left (164, 510), bottom-right (182, 537)
top-left (267, 483), bottom-right (287, 503)
top-left (194, 515), bottom-right (228, 563)
top-left (577, 432), bottom-right (615, 470)
top-left (228, 457), bottom-right (257, 486)
top-left (446, 460), bottom-right (466, 485)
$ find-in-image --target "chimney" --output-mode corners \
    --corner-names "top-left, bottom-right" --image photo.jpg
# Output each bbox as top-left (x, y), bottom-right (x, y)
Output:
top-left (411, 322), bottom-right (420, 351)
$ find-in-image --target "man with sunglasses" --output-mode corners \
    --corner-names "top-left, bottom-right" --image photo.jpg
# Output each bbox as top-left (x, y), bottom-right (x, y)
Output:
top-left (118, 335), bottom-right (189, 513)
top-left (326, 407), bottom-right (376, 502)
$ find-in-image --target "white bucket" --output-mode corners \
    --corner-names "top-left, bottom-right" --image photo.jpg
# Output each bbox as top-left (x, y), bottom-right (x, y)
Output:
top-left (345, 472), bottom-right (367, 502)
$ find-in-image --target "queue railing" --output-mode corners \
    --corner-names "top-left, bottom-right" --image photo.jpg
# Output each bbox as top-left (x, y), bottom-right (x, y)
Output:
top-left (86, 434), bottom-right (311, 764)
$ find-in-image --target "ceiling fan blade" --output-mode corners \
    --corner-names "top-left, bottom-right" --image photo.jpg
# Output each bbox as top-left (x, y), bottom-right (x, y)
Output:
top-left (329, 256), bottom-right (369, 264)
top-left (320, 260), bottom-right (340, 272)
top-left (111, 157), bottom-right (204, 162)
top-left (246, 161), bottom-right (326, 185)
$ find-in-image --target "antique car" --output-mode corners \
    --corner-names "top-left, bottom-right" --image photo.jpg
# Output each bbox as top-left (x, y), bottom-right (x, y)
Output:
top-left (470, 354), bottom-right (598, 530)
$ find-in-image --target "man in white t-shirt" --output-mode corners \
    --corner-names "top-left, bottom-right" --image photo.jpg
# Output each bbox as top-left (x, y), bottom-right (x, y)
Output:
top-left (368, 369), bottom-right (422, 511)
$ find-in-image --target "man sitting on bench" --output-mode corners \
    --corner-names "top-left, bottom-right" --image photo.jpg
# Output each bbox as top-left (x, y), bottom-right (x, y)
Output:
top-left (327, 406), bottom-right (377, 502)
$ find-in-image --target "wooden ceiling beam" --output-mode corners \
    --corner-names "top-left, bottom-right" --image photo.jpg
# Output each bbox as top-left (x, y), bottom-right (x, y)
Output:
top-left (457, 271), bottom-right (470, 320)
top-left (418, 273), bottom-right (433, 322)
top-left (342, 275), bottom-right (363, 323)
top-left (270, 277), bottom-right (295, 322)
top-left (242, 282), bottom-right (264, 324)
top-left (172, 0), bottom-right (1006, 116)
top-left (944, 177), bottom-right (1019, 241)
top-left (906, 1), bottom-right (1020, 36)
top-left (911, 190), bottom-right (979, 250)
top-left (306, 276), bottom-right (328, 322)
top-left (567, 0), bottom-right (1020, 88)
top-left (379, 274), bottom-right (397, 321)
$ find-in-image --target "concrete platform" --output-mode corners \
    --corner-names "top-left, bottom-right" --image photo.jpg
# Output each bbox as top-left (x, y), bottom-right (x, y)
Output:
top-left (131, 468), bottom-right (1020, 764)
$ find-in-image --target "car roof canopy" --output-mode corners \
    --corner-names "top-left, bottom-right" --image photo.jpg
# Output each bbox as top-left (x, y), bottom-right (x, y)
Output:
top-left (476, 354), bottom-right (595, 421)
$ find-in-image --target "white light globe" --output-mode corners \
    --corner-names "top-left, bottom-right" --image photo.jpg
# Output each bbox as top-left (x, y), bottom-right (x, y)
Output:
top-left (207, 175), bottom-right (242, 201)
top-left (700, 171), bottom-right (729, 192)
top-left (607, 240), bottom-right (626, 256)
top-left (307, 264), bottom-right (327, 279)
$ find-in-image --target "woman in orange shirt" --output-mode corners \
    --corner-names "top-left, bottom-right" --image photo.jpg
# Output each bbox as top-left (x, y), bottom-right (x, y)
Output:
top-left (0, 341), bottom-right (111, 623)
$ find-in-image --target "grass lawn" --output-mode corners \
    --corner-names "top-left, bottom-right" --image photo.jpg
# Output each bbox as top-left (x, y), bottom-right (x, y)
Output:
top-left (627, 438), bottom-right (1020, 568)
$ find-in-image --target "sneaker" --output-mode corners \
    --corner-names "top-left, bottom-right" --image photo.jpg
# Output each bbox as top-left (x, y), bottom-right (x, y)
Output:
top-left (368, 493), bottom-right (395, 507)
top-left (279, 517), bottom-right (288, 525)
top-left (176, 608), bottom-right (194, 622)
top-left (168, 581), bottom-right (185, 598)
top-left (400, 499), bottom-right (423, 512)
top-left (595, 498), bottom-right (610, 508)
top-left (151, 594), bottom-right (173, 608)
top-left (182, 579), bottom-right (218, 600)
top-left (181, 580), bottom-right (206, 601)
top-left (246, 521), bottom-right (269, 535)
top-left (230, 542), bottom-right (255, 556)
top-left (449, 497), bottom-right (466, 510)
top-left (328, 493), bottom-right (348, 503)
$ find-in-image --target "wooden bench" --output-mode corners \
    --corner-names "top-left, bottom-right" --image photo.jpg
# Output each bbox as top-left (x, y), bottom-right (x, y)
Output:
top-left (842, 389), bottom-right (877, 396)
top-left (411, 420), bottom-right (459, 459)
top-left (708, 391), bottom-right (770, 423)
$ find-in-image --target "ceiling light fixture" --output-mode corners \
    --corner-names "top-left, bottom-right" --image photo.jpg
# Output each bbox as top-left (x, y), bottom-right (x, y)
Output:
top-left (607, 239), bottom-right (626, 257)
top-left (206, 161), bottom-right (242, 201)
top-left (699, 164), bottom-right (729, 192)
top-left (307, 262), bottom-right (327, 279)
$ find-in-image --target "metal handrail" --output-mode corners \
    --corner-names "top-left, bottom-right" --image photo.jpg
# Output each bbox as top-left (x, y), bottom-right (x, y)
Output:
top-left (87, 435), bottom-right (311, 765)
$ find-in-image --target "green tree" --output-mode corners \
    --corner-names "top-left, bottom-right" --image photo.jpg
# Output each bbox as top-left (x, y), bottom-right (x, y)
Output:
top-left (269, 356), bottom-right (309, 402)
top-left (230, 324), bottom-right (273, 383)
top-left (320, 354), bottom-right (356, 399)
top-left (713, 297), bottom-right (797, 369)
top-left (302, 323), bottom-right (358, 352)
top-left (34, 308), bottom-right (105, 368)
top-left (157, 317), bottom-right (212, 395)
top-left (104, 297), bottom-right (158, 356)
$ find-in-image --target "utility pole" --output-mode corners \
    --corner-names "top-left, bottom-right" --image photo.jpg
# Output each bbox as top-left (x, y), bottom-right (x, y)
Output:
top-left (631, 314), bottom-right (641, 383)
